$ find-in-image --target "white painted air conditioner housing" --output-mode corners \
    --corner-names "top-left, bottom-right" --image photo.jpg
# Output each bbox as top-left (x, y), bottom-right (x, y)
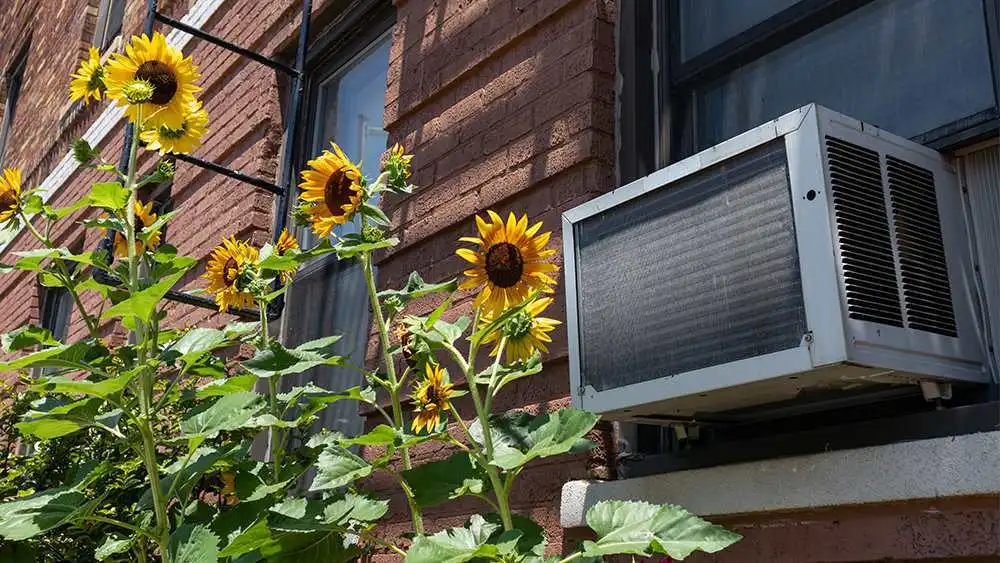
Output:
top-left (563, 104), bottom-right (987, 422)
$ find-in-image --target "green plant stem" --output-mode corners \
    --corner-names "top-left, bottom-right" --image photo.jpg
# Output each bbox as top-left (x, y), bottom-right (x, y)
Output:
top-left (124, 111), bottom-right (171, 563)
top-left (462, 339), bottom-right (514, 531)
top-left (360, 249), bottom-right (424, 534)
top-left (258, 303), bottom-right (283, 483)
top-left (80, 515), bottom-right (157, 540)
top-left (557, 553), bottom-right (583, 563)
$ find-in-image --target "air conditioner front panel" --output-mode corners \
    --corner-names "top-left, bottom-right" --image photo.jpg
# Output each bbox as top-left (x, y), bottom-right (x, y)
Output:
top-left (573, 140), bottom-right (808, 393)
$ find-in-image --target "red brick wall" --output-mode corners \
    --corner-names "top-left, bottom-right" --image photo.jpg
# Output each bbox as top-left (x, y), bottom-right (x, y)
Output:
top-left (365, 0), bottom-right (617, 556)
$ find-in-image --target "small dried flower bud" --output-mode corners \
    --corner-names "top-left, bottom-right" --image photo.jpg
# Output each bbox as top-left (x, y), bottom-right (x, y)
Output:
top-left (362, 224), bottom-right (384, 243)
top-left (71, 138), bottom-right (100, 166)
top-left (394, 323), bottom-right (418, 367)
top-left (122, 80), bottom-right (155, 104)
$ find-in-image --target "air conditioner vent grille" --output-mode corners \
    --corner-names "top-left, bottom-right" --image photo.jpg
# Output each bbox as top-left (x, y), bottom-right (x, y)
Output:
top-left (886, 156), bottom-right (958, 337)
top-left (825, 137), bottom-right (904, 327)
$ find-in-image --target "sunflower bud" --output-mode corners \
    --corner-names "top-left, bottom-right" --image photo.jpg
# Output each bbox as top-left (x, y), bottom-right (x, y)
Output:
top-left (149, 160), bottom-right (175, 183)
top-left (394, 323), bottom-right (418, 368)
top-left (502, 309), bottom-right (534, 340)
top-left (291, 203), bottom-right (312, 228)
top-left (71, 138), bottom-right (101, 166)
top-left (122, 80), bottom-right (155, 104)
top-left (362, 224), bottom-right (384, 243)
top-left (381, 143), bottom-right (414, 193)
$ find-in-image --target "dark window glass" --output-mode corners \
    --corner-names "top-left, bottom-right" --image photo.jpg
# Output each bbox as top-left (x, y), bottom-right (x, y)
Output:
top-left (692, 0), bottom-right (995, 151)
top-left (0, 51), bottom-right (27, 167)
top-left (41, 285), bottom-right (73, 343)
top-left (284, 32), bottom-right (391, 438)
top-left (679, 0), bottom-right (801, 61)
top-left (95, 0), bottom-right (125, 51)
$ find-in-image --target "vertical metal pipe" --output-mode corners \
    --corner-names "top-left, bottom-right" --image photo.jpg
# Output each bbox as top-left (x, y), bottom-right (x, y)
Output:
top-left (267, 0), bottom-right (313, 321)
top-left (273, 0), bottom-right (312, 243)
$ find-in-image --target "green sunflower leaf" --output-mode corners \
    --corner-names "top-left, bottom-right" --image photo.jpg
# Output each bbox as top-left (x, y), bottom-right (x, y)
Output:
top-left (179, 392), bottom-right (265, 441)
top-left (469, 408), bottom-right (597, 471)
top-left (309, 445), bottom-right (372, 492)
top-left (168, 524), bottom-right (220, 563)
top-left (16, 397), bottom-right (123, 439)
top-left (582, 500), bottom-right (741, 559)
top-left (0, 488), bottom-right (86, 541)
top-left (241, 337), bottom-right (345, 379)
top-left (405, 514), bottom-right (500, 563)
top-left (402, 452), bottom-right (491, 509)
top-left (87, 182), bottom-right (129, 211)
top-left (1, 324), bottom-right (60, 352)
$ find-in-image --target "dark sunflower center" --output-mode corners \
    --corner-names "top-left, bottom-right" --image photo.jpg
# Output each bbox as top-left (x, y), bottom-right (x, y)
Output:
top-left (134, 61), bottom-right (178, 105)
top-left (0, 191), bottom-right (17, 213)
top-left (323, 170), bottom-right (355, 213)
top-left (223, 258), bottom-right (240, 286)
top-left (484, 242), bottom-right (524, 288)
top-left (425, 385), bottom-right (441, 407)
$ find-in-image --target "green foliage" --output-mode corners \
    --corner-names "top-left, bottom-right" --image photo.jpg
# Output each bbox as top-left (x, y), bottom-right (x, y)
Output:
top-left (0, 92), bottom-right (737, 563)
top-left (582, 500), bottom-right (742, 559)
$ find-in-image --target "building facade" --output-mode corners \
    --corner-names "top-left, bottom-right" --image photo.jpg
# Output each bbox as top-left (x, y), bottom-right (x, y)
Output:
top-left (0, 0), bottom-right (997, 561)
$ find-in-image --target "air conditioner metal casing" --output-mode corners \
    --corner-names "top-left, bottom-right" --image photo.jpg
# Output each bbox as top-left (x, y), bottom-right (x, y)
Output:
top-left (563, 104), bottom-right (986, 422)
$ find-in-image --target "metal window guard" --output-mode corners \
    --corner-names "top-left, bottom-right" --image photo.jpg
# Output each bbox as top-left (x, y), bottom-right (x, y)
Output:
top-left (94, 0), bottom-right (313, 321)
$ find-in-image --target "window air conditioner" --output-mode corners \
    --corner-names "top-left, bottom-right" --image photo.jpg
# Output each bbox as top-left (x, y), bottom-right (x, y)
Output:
top-left (563, 104), bottom-right (987, 423)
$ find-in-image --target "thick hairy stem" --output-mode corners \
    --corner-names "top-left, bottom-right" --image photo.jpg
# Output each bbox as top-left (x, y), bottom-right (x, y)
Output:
top-left (361, 250), bottom-right (423, 533)
top-left (464, 348), bottom-right (514, 531)
top-left (124, 113), bottom-right (170, 561)
top-left (138, 419), bottom-right (171, 562)
top-left (258, 305), bottom-right (284, 482)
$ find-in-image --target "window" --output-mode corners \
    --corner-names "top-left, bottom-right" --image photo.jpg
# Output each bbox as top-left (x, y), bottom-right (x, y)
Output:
top-left (280, 29), bottom-right (392, 438)
top-left (40, 284), bottom-right (73, 344)
top-left (660, 0), bottom-right (1000, 162)
top-left (0, 47), bottom-right (27, 167)
top-left (94, 0), bottom-right (125, 52)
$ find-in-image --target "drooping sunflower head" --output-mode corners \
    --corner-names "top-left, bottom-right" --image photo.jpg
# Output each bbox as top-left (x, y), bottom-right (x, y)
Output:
top-left (204, 236), bottom-right (260, 312)
top-left (456, 211), bottom-right (559, 316)
top-left (69, 47), bottom-right (105, 105)
top-left (482, 297), bottom-right (561, 363)
top-left (112, 199), bottom-right (161, 257)
top-left (0, 168), bottom-right (23, 223)
top-left (140, 99), bottom-right (208, 155)
top-left (105, 32), bottom-right (201, 129)
top-left (298, 143), bottom-right (364, 238)
top-left (410, 363), bottom-right (456, 434)
top-left (273, 228), bottom-right (299, 283)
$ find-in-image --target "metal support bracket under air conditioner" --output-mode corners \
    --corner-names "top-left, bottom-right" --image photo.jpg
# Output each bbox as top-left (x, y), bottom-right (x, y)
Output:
top-left (94, 0), bottom-right (313, 321)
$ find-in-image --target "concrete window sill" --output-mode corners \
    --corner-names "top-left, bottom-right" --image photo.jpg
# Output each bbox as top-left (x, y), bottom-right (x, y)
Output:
top-left (560, 430), bottom-right (1000, 528)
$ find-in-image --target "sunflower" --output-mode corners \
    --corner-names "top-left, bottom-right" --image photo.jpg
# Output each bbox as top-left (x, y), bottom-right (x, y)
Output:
top-left (204, 236), bottom-right (260, 312)
top-left (456, 211), bottom-right (559, 316)
top-left (481, 297), bottom-right (561, 363)
top-left (105, 32), bottom-right (201, 128)
top-left (140, 100), bottom-right (208, 155)
top-left (273, 228), bottom-right (299, 283)
top-left (69, 47), bottom-right (105, 105)
top-left (111, 200), bottom-right (161, 257)
top-left (410, 363), bottom-right (456, 434)
top-left (0, 168), bottom-right (22, 223)
top-left (298, 143), bottom-right (364, 238)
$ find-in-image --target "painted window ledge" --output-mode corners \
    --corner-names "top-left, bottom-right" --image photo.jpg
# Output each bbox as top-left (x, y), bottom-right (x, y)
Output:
top-left (560, 430), bottom-right (1000, 528)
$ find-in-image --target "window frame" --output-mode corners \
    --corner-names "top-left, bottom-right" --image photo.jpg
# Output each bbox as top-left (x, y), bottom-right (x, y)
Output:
top-left (614, 0), bottom-right (1000, 474)
top-left (640, 0), bottom-right (1000, 167)
top-left (0, 45), bottom-right (29, 167)
top-left (93, 0), bottom-right (126, 53)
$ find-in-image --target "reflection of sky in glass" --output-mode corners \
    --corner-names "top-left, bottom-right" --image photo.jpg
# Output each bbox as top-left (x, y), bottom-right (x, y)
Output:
top-left (302, 34), bottom-right (391, 245)
top-left (694, 0), bottom-right (994, 151)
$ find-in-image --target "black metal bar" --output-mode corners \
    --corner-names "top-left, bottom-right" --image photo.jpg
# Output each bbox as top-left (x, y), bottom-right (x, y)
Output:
top-left (172, 152), bottom-right (285, 195)
top-left (165, 289), bottom-right (260, 320)
top-left (153, 11), bottom-right (300, 77)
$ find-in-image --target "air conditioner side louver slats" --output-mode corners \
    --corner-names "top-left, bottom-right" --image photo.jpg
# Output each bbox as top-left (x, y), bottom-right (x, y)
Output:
top-left (825, 137), bottom-right (904, 327)
top-left (886, 157), bottom-right (958, 337)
